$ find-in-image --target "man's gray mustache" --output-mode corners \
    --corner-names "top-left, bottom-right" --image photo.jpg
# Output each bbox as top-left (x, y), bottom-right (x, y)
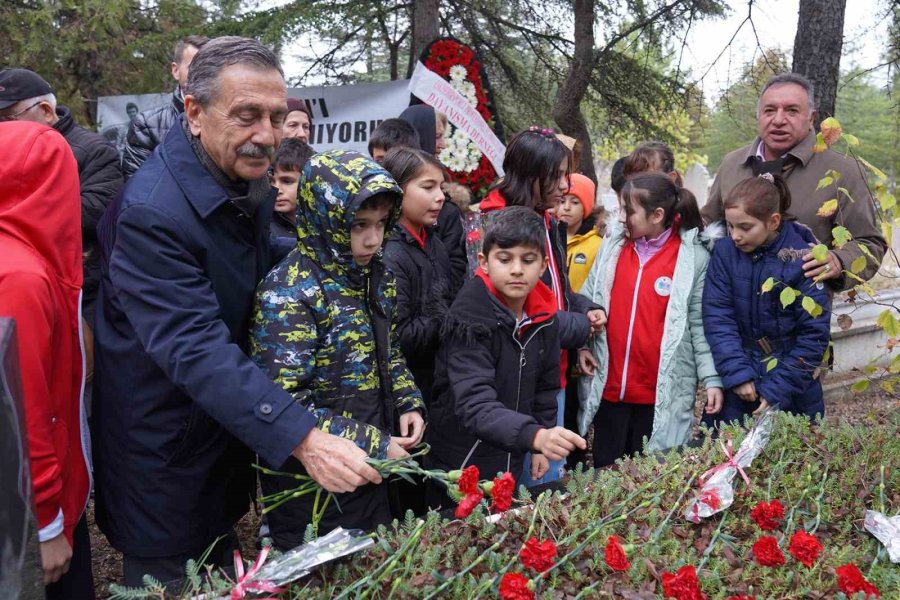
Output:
top-left (237, 142), bottom-right (275, 160)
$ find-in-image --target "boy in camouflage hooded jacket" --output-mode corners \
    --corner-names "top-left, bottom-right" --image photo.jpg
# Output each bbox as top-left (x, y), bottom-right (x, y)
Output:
top-left (250, 150), bottom-right (425, 549)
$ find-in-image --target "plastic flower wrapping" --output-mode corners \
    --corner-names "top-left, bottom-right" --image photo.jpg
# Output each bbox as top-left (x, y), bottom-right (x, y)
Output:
top-left (684, 408), bottom-right (776, 523)
top-left (245, 527), bottom-right (374, 588)
top-left (864, 509), bottom-right (900, 563)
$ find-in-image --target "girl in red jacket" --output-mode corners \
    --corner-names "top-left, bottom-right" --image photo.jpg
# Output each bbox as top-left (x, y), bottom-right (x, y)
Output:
top-left (0, 122), bottom-right (93, 598)
top-left (578, 173), bottom-right (724, 466)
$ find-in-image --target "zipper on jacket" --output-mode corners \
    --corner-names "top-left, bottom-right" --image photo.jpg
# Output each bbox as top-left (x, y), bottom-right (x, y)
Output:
top-left (619, 255), bottom-right (645, 401)
top-left (510, 320), bottom-right (552, 470)
top-left (458, 317), bottom-right (553, 472)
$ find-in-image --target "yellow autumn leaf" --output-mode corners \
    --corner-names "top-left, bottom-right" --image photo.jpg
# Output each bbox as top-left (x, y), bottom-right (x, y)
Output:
top-left (801, 295), bottom-right (822, 318)
top-left (850, 256), bottom-right (867, 274)
top-left (817, 199), bottom-right (838, 217)
top-left (812, 132), bottom-right (827, 153)
top-left (811, 244), bottom-right (829, 262)
top-left (761, 277), bottom-right (775, 293)
top-left (820, 117), bottom-right (843, 146)
top-left (832, 226), bottom-right (852, 248)
top-left (858, 156), bottom-right (887, 181)
top-left (780, 287), bottom-right (798, 309)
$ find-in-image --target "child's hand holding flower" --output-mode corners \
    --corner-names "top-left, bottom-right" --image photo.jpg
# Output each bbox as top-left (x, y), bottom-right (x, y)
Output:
top-left (396, 411), bottom-right (426, 449)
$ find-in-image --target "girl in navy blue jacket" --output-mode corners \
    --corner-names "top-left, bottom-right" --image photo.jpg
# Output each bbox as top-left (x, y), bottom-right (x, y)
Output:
top-left (702, 173), bottom-right (831, 425)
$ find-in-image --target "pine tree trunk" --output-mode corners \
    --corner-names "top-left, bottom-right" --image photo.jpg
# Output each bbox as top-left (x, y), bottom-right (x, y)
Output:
top-left (551, 0), bottom-right (597, 183)
top-left (792, 0), bottom-right (847, 127)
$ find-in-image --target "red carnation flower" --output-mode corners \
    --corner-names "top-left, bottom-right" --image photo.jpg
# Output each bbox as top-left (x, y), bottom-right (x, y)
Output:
top-left (489, 472), bottom-right (515, 512)
top-left (454, 491), bottom-right (483, 519)
top-left (787, 530), bottom-right (823, 567)
top-left (750, 500), bottom-right (785, 531)
top-left (751, 536), bottom-right (785, 567)
top-left (519, 537), bottom-right (557, 574)
top-left (457, 465), bottom-right (480, 495)
top-left (835, 563), bottom-right (880, 598)
top-left (498, 572), bottom-right (534, 600)
top-left (661, 565), bottom-right (707, 600)
top-left (604, 535), bottom-right (631, 572)
top-left (699, 489), bottom-right (721, 511)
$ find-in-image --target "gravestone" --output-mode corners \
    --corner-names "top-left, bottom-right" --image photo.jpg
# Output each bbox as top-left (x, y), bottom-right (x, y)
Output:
top-left (684, 163), bottom-right (710, 209)
top-left (0, 318), bottom-right (44, 599)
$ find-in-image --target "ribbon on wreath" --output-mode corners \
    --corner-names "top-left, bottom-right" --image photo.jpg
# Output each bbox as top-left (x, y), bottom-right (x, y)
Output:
top-left (230, 546), bottom-right (286, 599)
top-left (699, 433), bottom-right (752, 489)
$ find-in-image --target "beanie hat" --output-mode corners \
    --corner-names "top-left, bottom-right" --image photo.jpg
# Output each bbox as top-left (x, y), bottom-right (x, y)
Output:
top-left (567, 173), bottom-right (596, 216)
top-left (286, 97), bottom-right (312, 122)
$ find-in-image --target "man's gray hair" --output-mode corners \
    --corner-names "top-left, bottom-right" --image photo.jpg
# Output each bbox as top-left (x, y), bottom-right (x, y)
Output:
top-left (184, 36), bottom-right (283, 107)
top-left (757, 73), bottom-right (816, 116)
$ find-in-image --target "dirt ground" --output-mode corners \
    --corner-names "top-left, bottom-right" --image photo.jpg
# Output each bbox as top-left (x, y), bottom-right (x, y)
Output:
top-left (87, 388), bottom-right (898, 597)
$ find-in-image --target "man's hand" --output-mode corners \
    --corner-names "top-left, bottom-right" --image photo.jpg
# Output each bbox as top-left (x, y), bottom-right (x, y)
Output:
top-left (733, 381), bottom-right (758, 403)
top-left (586, 309), bottom-right (607, 333)
top-left (802, 247), bottom-right (842, 281)
top-left (292, 428), bottom-right (382, 493)
top-left (40, 532), bottom-right (72, 584)
top-left (532, 427), bottom-right (587, 462)
top-left (578, 348), bottom-right (599, 376)
top-left (395, 411), bottom-right (425, 449)
top-left (387, 438), bottom-right (410, 459)
top-left (752, 397), bottom-right (770, 417)
top-left (704, 387), bottom-right (724, 414)
top-left (531, 453), bottom-right (550, 480)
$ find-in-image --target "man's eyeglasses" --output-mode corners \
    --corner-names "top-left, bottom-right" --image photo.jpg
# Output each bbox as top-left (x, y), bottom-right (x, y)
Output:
top-left (0, 100), bottom-right (43, 123)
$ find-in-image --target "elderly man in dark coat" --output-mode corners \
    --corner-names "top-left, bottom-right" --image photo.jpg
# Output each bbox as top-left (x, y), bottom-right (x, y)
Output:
top-left (92, 36), bottom-right (382, 588)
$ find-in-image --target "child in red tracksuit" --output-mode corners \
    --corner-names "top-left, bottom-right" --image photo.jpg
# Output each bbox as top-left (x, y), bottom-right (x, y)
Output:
top-left (578, 172), bottom-right (723, 466)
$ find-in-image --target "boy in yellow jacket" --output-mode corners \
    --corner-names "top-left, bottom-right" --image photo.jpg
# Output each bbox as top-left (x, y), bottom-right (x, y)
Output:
top-left (557, 173), bottom-right (602, 292)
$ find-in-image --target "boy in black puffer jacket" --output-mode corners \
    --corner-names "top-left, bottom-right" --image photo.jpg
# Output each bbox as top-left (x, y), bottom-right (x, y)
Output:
top-left (425, 207), bottom-right (586, 511)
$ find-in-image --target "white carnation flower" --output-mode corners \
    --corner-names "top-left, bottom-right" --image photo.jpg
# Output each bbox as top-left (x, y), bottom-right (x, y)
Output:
top-left (449, 65), bottom-right (467, 83)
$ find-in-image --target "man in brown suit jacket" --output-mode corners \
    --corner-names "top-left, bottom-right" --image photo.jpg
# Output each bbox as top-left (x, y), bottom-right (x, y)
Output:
top-left (702, 73), bottom-right (886, 291)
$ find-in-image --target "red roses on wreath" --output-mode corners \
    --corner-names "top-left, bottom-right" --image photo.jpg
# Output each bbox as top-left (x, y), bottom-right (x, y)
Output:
top-left (421, 38), bottom-right (499, 199)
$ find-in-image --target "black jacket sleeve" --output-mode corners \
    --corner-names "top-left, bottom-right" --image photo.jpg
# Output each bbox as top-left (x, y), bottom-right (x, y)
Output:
top-left (383, 247), bottom-right (443, 357)
top-left (437, 201), bottom-right (467, 293)
top-left (79, 142), bottom-right (123, 244)
top-left (121, 114), bottom-right (156, 179)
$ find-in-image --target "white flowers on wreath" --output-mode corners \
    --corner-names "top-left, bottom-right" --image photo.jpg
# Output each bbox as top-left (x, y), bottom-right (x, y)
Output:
top-left (439, 65), bottom-right (484, 173)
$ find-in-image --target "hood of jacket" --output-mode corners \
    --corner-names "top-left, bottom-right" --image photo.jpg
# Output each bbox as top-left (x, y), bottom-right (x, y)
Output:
top-left (469, 268), bottom-right (557, 326)
top-left (296, 149), bottom-right (403, 281)
top-left (567, 219), bottom-right (599, 247)
top-left (0, 121), bottom-right (82, 290)
top-left (752, 219), bottom-right (819, 259)
top-left (399, 104), bottom-right (438, 155)
top-left (480, 187), bottom-right (508, 212)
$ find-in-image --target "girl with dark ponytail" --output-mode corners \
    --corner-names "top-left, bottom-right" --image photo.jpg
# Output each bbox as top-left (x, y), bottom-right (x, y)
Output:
top-left (702, 173), bottom-right (831, 425)
top-left (576, 172), bottom-right (724, 466)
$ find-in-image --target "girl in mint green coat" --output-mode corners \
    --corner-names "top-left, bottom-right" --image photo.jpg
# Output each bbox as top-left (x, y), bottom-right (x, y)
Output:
top-left (577, 173), bottom-right (723, 465)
